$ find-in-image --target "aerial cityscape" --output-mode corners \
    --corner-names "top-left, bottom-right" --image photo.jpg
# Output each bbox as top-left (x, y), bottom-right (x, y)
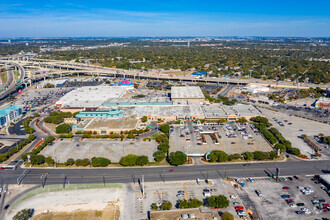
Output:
top-left (0, 1), bottom-right (329, 220)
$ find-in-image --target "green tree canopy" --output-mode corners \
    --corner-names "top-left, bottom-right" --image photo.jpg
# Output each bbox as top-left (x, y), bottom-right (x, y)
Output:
top-left (168, 151), bottom-right (187, 166)
top-left (206, 195), bottom-right (229, 208)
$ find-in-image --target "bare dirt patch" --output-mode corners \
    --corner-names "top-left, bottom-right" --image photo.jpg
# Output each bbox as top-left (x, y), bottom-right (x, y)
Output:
top-left (31, 203), bottom-right (120, 220)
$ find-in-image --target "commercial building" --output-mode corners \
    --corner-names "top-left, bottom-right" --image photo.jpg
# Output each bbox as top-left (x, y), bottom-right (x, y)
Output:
top-left (171, 86), bottom-right (205, 102)
top-left (56, 85), bottom-right (132, 110)
top-left (315, 97), bottom-right (330, 109)
top-left (0, 105), bottom-right (23, 128)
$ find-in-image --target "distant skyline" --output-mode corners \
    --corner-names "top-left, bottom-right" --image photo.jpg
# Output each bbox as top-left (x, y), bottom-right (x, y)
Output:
top-left (0, 0), bottom-right (330, 38)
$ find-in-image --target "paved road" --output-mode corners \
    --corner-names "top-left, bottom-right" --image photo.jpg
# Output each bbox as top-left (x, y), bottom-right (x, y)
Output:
top-left (1, 159), bottom-right (329, 186)
top-left (218, 84), bottom-right (236, 97)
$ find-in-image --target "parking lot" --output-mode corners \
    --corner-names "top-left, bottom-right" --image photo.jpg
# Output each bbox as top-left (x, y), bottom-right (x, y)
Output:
top-left (14, 88), bottom-right (73, 113)
top-left (40, 138), bottom-right (158, 163)
top-left (229, 175), bottom-right (330, 219)
top-left (261, 108), bottom-right (330, 159)
top-left (169, 122), bottom-right (273, 155)
top-left (136, 179), bottom-right (232, 220)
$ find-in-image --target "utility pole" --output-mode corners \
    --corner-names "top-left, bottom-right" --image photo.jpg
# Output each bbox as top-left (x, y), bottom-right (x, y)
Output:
top-left (142, 175), bottom-right (145, 198)
top-left (103, 176), bottom-right (106, 187)
top-left (224, 167), bottom-right (226, 178)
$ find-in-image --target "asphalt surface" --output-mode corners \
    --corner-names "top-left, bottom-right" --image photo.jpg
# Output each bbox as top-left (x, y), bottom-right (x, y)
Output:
top-left (1, 159), bottom-right (329, 186)
top-left (218, 84), bottom-right (236, 97)
top-left (7, 118), bottom-right (26, 136)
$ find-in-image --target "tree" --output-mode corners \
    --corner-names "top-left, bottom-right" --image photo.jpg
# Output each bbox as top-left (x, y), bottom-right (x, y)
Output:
top-left (151, 203), bottom-right (158, 210)
top-left (45, 156), bottom-right (54, 165)
top-left (158, 142), bottom-right (170, 153)
top-left (288, 147), bottom-right (301, 156)
top-left (135, 155), bottom-right (149, 166)
top-left (65, 158), bottom-right (75, 166)
top-left (91, 157), bottom-right (111, 167)
top-left (120, 154), bottom-right (138, 166)
top-left (237, 117), bottom-right (248, 124)
top-left (178, 198), bottom-right (203, 209)
top-left (229, 153), bottom-right (242, 161)
top-left (243, 152), bottom-right (254, 160)
top-left (33, 113), bottom-right (40, 117)
top-left (30, 155), bottom-right (45, 165)
top-left (153, 150), bottom-right (166, 162)
top-left (208, 150), bottom-right (229, 162)
top-left (206, 195), bottom-right (229, 208)
top-left (274, 143), bottom-right (286, 153)
top-left (56, 123), bottom-right (72, 134)
top-left (159, 124), bottom-right (170, 134)
top-left (168, 151), bottom-right (187, 166)
top-left (222, 212), bottom-right (234, 220)
top-left (160, 201), bottom-right (172, 210)
top-left (13, 208), bottom-right (33, 220)
top-left (141, 116), bottom-right (148, 123)
top-left (253, 151), bottom-right (266, 160)
top-left (80, 158), bottom-right (90, 166)
top-left (0, 154), bottom-right (7, 163)
top-left (156, 134), bottom-right (169, 143)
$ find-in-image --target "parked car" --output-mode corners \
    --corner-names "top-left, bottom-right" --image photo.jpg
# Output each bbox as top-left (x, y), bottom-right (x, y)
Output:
top-left (281, 194), bottom-right (291, 198)
top-left (296, 203), bottom-right (305, 207)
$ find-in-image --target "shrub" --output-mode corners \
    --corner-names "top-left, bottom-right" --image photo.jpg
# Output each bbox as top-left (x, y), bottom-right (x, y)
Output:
top-left (153, 150), bottom-right (166, 162)
top-left (91, 157), bottom-right (111, 167)
top-left (13, 208), bottom-right (34, 220)
top-left (274, 143), bottom-right (286, 153)
top-left (168, 151), bottom-right (187, 166)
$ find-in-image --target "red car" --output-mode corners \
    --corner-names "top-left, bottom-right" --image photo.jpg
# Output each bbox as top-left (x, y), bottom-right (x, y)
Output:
top-left (283, 187), bottom-right (290, 190)
top-left (286, 199), bottom-right (294, 204)
top-left (322, 209), bottom-right (328, 213)
top-left (322, 203), bottom-right (329, 208)
top-left (169, 169), bottom-right (175, 172)
top-left (235, 206), bottom-right (244, 210)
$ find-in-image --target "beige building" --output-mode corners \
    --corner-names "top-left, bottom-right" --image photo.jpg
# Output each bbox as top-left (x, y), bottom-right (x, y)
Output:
top-left (171, 86), bottom-right (205, 102)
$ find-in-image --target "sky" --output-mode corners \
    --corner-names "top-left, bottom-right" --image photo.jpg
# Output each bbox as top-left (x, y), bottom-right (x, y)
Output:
top-left (0, 0), bottom-right (329, 38)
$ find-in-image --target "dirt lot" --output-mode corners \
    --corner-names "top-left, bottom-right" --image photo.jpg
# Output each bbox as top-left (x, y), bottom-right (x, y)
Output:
top-left (32, 203), bottom-right (119, 220)
top-left (150, 208), bottom-right (220, 220)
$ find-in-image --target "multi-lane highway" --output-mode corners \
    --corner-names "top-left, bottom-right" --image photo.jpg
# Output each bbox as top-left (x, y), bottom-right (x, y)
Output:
top-left (1, 159), bottom-right (329, 186)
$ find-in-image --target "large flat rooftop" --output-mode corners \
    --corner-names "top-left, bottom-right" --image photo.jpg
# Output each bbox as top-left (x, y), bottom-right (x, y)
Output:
top-left (171, 86), bottom-right (205, 99)
top-left (56, 86), bottom-right (131, 108)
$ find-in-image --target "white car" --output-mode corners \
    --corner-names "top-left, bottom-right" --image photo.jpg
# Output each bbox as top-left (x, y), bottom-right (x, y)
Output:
top-left (298, 186), bottom-right (304, 190)
top-left (301, 208), bottom-right (309, 212)
top-left (230, 195), bottom-right (238, 199)
top-left (290, 204), bottom-right (297, 208)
